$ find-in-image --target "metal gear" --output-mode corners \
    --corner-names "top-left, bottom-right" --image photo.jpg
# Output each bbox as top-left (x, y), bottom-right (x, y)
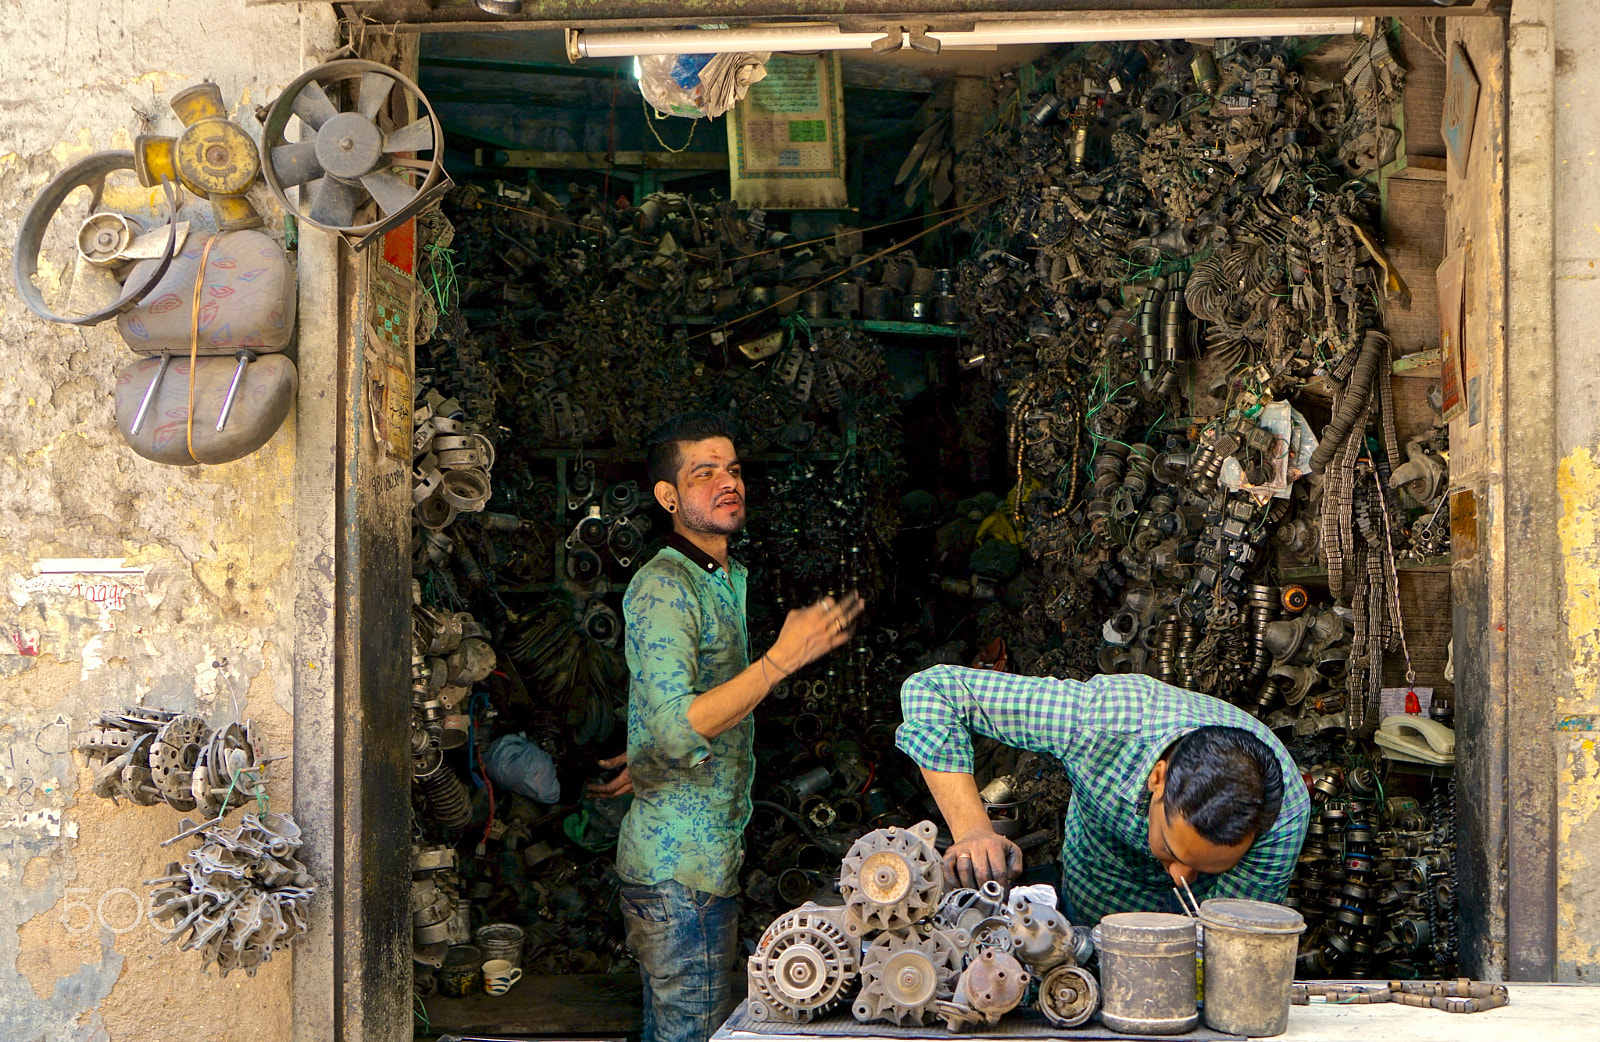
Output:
top-left (1038, 964), bottom-right (1101, 1028)
top-left (747, 904), bottom-right (859, 1023)
top-left (839, 820), bottom-right (944, 933)
top-left (853, 928), bottom-right (964, 1027)
top-left (149, 714), bottom-right (209, 812)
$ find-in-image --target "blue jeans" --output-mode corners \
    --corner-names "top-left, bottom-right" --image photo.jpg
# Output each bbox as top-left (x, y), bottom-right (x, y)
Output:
top-left (618, 880), bottom-right (738, 1042)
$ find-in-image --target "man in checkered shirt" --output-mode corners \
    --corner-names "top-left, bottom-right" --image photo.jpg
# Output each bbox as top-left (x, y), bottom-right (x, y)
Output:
top-left (896, 665), bottom-right (1310, 924)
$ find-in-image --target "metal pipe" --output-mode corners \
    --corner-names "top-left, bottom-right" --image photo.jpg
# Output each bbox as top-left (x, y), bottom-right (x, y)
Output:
top-left (569, 15), bottom-right (1370, 60)
top-left (130, 352), bottom-right (172, 435)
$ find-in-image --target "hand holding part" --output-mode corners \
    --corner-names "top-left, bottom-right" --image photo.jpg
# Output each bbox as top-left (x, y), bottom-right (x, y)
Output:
top-left (585, 753), bottom-right (633, 798)
top-left (768, 591), bottom-right (865, 675)
top-left (945, 826), bottom-right (1023, 890)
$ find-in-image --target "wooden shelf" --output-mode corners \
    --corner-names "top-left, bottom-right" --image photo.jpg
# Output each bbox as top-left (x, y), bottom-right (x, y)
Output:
top-left (668, 314), bottom-right (968, 338)
top-left (1281, 555), bottom-right (1452, 580)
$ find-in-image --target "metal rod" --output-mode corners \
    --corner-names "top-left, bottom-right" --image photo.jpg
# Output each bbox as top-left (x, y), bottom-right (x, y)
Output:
top-left (216, 349), bottom-right (257, 432)
top-left (130, 352), bottom-right (172, 435)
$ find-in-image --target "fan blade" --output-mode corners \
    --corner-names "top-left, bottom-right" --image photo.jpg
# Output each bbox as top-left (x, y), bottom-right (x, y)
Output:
top-left (360, 169), bottom-right (418, 217)
top-left (383, 117), bottom-right (434, 155)
top-left (357, 70), bottom-right (395, 120)
top-left (307, 176), bottom-right (364, 228)
top-left (291, 82), bottom-right (340, 130)
top-left (270, 140), bottom-right (324, 187)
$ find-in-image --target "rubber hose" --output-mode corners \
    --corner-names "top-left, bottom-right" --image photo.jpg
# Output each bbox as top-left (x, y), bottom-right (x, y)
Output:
top-left (1310, 331), bottom-right (1387, 473)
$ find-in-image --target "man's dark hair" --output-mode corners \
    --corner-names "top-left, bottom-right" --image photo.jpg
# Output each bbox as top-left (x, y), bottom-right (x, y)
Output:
top-left (1161, 725), bottom-right (1284, 846)
top-left (645, 412), bottom-right (738, 489)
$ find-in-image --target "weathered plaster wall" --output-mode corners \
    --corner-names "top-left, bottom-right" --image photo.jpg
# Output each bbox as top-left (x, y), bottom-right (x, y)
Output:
top-left (1445, 14), bottom-right (1511, 980)
top-left (0, 2), bottom-right (318, 1038)
top-left (1551, 0), bottom-right (1600, 982)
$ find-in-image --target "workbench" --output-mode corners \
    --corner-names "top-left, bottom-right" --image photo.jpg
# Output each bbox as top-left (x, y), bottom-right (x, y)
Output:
top-left (712, 984), bottom-right (1600, 1042)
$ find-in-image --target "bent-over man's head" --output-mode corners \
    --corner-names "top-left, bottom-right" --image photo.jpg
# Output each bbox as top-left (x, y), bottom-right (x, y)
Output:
top-left (646, 412), bottom-right (746, 536)
top-left (1145, 725), bottom-right (1286, 886)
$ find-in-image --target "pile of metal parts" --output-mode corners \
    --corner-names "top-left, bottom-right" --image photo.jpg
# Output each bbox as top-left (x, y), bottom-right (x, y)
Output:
top-left (747, 821), bottom-right (1102, 1030)
top-left (76, 705), bottom-right (315, 978)
top-left (1287, 748), bottom-right (1457, 979)
top-left (438, 184), bottom-right (903, 455)
top-left (412, 842), bottom-right (463, 969)
top-left (146, 812), bottom-right (317, 978)
top-left (79, 706), bottom-right (269, 815)
top-left (411, 596), bottom-right (498, 832)
top-left (413, 388), bottom-right (497, 561)
top-left (1292, 978), bottom-right (1506, 1014)
top-left (392, 29), bottom-right (1461, 991)
top-left (943, 33), bottom-right (1457, 979)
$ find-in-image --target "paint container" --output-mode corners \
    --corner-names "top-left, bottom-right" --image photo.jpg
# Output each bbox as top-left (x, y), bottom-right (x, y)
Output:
top-left (1097, 912), bottom-right (1199, 1034)
top-left (476, 922), bottom-right (526, 970)
top-left (1199, 899), bottom-right (1305, 1037)
top-left (438, 944), bottom-right (482, 998)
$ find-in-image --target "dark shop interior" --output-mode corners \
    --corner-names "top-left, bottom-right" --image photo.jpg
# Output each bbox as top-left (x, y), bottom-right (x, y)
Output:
top-left (400, 19), bottom-right (1460, 1038)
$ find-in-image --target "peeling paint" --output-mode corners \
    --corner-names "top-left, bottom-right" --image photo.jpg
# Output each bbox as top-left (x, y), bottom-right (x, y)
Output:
top-left (1558, 447), bottom-right (1600, 712)
top-left (1558, 445), bottom-right (1600, 977)
top-left (0, 0), bottom-right (307, 1034)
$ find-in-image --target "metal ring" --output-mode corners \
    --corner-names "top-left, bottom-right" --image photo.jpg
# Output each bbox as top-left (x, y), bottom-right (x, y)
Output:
top-left (440, 469), bottom-right (491, 512)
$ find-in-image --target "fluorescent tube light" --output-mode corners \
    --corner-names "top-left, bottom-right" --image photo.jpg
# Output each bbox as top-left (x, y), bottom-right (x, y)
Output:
top-left (567, 15), bottom-right (1371, 61)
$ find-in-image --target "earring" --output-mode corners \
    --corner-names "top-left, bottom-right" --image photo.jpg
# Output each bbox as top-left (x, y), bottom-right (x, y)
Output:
top-left (667, 504), bottom-right (676, 513)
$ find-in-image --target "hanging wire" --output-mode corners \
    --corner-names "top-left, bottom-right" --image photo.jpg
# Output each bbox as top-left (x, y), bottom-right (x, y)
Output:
top-left (643, 98), bottom-right (700, 154)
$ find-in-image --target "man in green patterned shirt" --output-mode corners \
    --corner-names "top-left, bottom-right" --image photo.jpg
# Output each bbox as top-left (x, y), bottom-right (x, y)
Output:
top-left (896, 665), bottom-right (1309, 925)
top-left (598, 413), bottom-right (863, 1042)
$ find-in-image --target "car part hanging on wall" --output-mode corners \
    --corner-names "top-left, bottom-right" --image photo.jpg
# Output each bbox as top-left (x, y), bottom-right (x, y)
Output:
top-left (13, 80), bottom-right (299, 466)
top-left (260, 58), bottom-right (453, 250)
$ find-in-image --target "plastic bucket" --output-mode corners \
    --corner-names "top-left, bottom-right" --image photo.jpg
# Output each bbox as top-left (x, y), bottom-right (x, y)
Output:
top-left (1199, 898), bottom-right (1306, 1037)
top-left (1098, 912), bottom-right (1199, 1035)
top-left (476, 922), bottom-right (526, 969)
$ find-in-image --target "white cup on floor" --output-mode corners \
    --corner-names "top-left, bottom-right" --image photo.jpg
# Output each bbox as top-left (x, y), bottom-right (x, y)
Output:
top-left (483, 958), bottom-right (522, 995)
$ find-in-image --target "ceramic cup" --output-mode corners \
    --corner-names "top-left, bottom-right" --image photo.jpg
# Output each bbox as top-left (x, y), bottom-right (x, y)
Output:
top-left (482, 958), bottom-right (523, 995)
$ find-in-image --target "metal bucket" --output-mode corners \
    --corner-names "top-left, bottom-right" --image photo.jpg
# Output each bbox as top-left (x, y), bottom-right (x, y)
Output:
top-left (475, 922), bottom-right (526, 969)
top-left (1199, 898), bottom-right (1306, 1037)
top-left (438, 944), bottom-right (482, 998)
top-left (1098, 912), bottom-right (1199, 1034)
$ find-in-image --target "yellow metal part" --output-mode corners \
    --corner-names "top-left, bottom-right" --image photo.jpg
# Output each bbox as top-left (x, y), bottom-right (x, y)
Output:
top-left (210, 193), bottom-right (264, 232)
top-left (174, 118), bottom-right (259, 197)
top-left (133, 135), bottom-right (178, 188)
top-left (170, 82), bottom-right (228, 127)
top-left (133, 81), bottom-right (264, 231)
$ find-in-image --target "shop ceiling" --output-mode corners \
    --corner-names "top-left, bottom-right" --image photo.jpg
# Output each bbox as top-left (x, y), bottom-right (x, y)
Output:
top-left (348, 0), bottom-right (1504, 33)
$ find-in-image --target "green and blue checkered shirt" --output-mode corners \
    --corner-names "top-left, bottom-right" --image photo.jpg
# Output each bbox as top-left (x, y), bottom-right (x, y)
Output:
top-left (896, 666), bottom-right (1309, 924)
top-left (616, 539), bottom-right (754, 898)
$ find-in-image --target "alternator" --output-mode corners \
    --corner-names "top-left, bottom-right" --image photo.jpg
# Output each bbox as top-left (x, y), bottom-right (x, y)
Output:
top-left (747, 904), bottom-right (860, 1023)
top-left (839, 820), bottom-right (944, 933)
top-left (853, 928), bottom-right (964, 1026)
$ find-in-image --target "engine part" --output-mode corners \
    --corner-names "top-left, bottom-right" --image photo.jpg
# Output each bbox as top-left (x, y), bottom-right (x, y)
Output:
top-left (853, 928), bottom-right (964, 1027)
top-left (261, 59), bottom-right (452, 246)
top-left (747, 904), bottom-right (860, 1023)
top-left (838, 820), bottom-right (944, 933)
top-left (134, 82), bottom-right (263, 231)
top-left (414, 748), bottom-right (473, 830)
top-left (13, 153), bottom-right (182, 327)
top-left (1009, 903), bottom-right (1075, 972)
top-left (951, 948), bottom-right (1029, 1024)
top-left (1038, 964), bottom-right (1101, 1028)
top-left (146, 811), bottom-right (317, 978)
